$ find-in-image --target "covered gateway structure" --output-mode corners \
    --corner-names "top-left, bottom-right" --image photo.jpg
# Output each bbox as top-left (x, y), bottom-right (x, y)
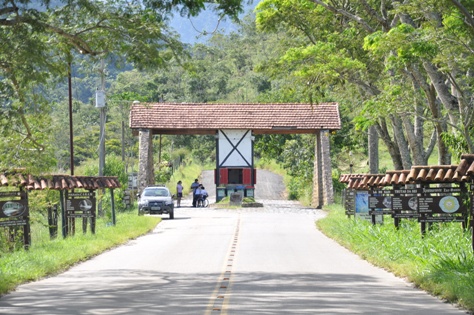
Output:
top-left (129, 102), bottom-right (341, 208)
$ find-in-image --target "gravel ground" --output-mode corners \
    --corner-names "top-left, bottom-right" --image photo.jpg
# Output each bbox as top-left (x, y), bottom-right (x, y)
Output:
top-left (195, 169), bottom-right (322, 216)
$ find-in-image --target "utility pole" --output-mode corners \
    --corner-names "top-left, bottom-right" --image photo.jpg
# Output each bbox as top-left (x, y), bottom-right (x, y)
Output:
top-left (97, 59), bottom-right (106, 177)
top-left (96, 60), bottom-right (106, 217)
top-left (121, 102), bottom-right (125, 162)
top-left (68, 59), bottom-right (74, 176)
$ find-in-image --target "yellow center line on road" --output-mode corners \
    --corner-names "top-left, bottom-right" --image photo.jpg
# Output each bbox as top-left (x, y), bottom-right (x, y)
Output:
top-left (204, 214), bottom-right (241, 315)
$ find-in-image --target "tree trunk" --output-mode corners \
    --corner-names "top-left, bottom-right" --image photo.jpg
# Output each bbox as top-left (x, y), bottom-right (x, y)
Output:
top-left (438, 121), bottom-right (451, 165)
top-left (424, 130), bottom-right (437, 164)
top-left (422, 61), bottom-right (459, 125)
top-left (409, 64), bottom-right (451, 164)
top-left (401, 114), bottom-right (425, 165)
top-left (391, 115), bottom-right (412, 169)
top-left (368, 126), bottom-right (379, 173)
top-left (374, 119), bottom-right (404, 170)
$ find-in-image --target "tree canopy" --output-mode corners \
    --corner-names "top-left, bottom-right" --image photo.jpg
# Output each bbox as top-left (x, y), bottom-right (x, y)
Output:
top-left (0, 0), bottom-right (244, 171)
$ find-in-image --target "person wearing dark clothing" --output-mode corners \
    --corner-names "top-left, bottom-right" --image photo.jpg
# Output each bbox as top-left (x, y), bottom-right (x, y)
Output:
top-left (194, 185), bottom-right (203, 206)
top-left (191, 179), bottom-right (200, 207)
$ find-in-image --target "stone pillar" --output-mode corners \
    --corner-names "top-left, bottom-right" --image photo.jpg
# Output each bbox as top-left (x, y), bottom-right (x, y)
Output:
top-left (138, 128), bottom-right (154, 194)
top-left (312, 130), bottom-right (334, 208)
top-left (321, 130), bottom-right (334, 205)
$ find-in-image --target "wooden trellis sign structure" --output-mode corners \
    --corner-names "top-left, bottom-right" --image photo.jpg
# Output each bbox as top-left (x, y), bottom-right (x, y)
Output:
top-left (340, 154), bottom-right (474, 251)
top-left (0, 172), bottom-right (121, 248)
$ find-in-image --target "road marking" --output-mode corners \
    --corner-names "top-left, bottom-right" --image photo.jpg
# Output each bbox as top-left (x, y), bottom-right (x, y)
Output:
top-left (205, 215), bottom-right (240, 315)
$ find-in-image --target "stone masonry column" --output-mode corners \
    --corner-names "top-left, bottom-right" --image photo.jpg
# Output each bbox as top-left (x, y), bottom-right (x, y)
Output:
top-left (138, 128), bottom-right (154, 194)
top-left (312, 130), bottom-right (334, 208)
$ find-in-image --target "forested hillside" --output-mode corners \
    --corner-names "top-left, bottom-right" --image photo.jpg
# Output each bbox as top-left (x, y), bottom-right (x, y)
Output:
top-left (2, 0), bottom-right (474, 203)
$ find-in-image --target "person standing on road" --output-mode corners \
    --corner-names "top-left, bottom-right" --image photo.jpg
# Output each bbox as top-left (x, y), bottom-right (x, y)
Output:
top-left (176, 180), bottom-right (183, 207)
top-left (191, 179), bottom-right (200, 207)
top-left (194, 184), bottom-right (203, 206)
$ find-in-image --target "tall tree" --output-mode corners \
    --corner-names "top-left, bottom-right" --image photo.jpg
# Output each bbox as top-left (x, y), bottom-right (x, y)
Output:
top-left (255, 0), bottom-right (474, 170)
top-left (0, 0), bottom-right (244, 170)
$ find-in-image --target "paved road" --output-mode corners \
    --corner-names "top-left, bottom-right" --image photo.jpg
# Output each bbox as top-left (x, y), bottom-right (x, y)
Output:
top-left (0, 170), bottom-right (467, 314)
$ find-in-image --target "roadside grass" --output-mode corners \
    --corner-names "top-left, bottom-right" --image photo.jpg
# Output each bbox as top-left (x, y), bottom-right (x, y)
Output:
top-left (255, 159), bottom-right (287, 177)
top-left (317, 204), bottom-right (474, 312)
top-left (0, 211), bottom-right (160, 296)
top-left (256, 158), bottom-right (315, 206)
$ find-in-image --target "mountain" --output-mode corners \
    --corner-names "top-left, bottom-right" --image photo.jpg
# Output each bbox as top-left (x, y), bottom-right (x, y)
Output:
top-left (169, 2), bottom-right (257, 44)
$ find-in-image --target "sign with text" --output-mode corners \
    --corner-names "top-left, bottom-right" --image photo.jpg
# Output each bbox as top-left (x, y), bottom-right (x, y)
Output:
top-left (393, 188), bottom-right (418, 195)
top-left (418, 187), bottom-right (466, 223)
top-left (368, 191), bottom-right (393, 216)
top-left (356, 191), bottom-right (382, 223)
top-left (417, 195), bottom-right (464, 214)
top-left (66, 191), bottom-right (96, 218)
top-left (344, 189), bottom-right (355, 216)
top-left (65, 191), bottom-right (96, 235)
top-left (392, 196), bottom-right (418, 211)
top-left (0, 191), bottom-right (28, 219)
top-left (420, 215), bottom-right (465, 223)
top-left (392, 196), bottom-right (418, 218)
top-left (366, 190), bottom-right (388, 223)
top-left (0, 189), bottom-right (30, 248)
top-left (355, 190), bottom-right (369, 217)
top-left (421, 187), bottom-right (462, 195)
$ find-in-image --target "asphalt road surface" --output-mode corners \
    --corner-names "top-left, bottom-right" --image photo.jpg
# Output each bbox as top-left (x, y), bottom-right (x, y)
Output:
top-left (0, 170), bottom-right (467, 314)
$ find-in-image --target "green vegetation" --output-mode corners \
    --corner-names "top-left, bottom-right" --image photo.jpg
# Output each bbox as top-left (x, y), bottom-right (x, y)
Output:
top-left (167, 162), bottom-right (211, 195)
top-left (0, 211), bottom-right (160, 296)
top-left (257, 158), bottom-right (313, 206)
top-left (317, 204), bottom-right (474, 312)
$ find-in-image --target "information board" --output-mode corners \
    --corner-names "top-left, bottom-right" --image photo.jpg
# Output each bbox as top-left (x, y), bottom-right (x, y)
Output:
top-left (368, 197), bottom-right (393, 215)
top-left (0, 191), bottom-right (28, 219)
top-left (344, 189), bottom-right (355, 216)
top-left (356, 191), bottom-right (382, 223)
top-left (418, 185), bottom-right (466, 224)
top-left (65, 191), bottom-right (96, 235)
top-left (66, 191), bottom-right (95, 218)
top-left (417, 195), bottom-right (464, 214)
top-left (0, 190), bottom-right (30, 248)
top-left (392, 189), bottom-right (420, 219)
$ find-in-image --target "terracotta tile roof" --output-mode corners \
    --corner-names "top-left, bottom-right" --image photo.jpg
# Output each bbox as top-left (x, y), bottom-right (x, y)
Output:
top-left (407, 165), bottom-right (467, 182)
top-left (459, 154), bottom-right (474, 176)
top-left (340, 162), bottom-right (474, 190)
top-left (384, 170), bottom-right (411, 186)
top-left (129, 102), bottom-right (341, 134)
top-left (339, 174), bottom-right (377, 189)
top-left (0, 173), bottom-right (121, 191)
top-left (339, 174), bottom-right (365, 184)
top-left (340, 174), bottom-right (386, 189)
